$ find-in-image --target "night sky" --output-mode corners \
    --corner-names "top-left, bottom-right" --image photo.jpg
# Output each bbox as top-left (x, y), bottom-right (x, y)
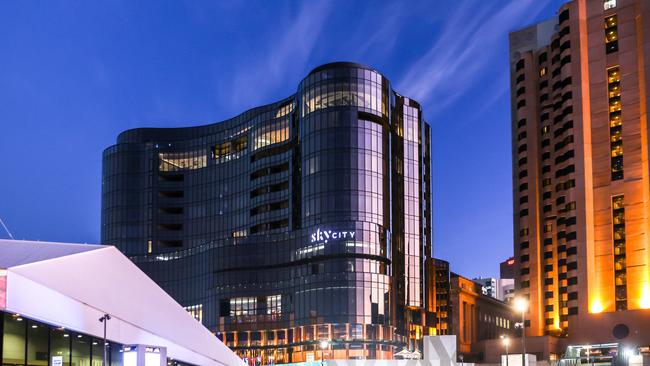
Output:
top-left (0, 0), bottom-right (565, 278)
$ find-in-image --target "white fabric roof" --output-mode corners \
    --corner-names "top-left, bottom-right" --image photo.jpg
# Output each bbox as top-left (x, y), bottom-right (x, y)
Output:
top-left (0, 240), bottom-right (103, 268)
top-left (0, 239), bottom-right (244, 366)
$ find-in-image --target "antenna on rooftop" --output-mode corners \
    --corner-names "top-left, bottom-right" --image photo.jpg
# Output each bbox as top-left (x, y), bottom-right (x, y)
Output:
top-left (0, 216), bottom-right (15, 239)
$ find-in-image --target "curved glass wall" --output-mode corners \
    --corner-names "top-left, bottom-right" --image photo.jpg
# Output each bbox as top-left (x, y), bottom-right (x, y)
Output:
top-left (300, 66), bottom-right (388, 118)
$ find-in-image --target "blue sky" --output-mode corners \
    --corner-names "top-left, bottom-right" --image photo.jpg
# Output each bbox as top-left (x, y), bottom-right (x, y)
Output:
top-left (0, 0), bottom-right (564, 278)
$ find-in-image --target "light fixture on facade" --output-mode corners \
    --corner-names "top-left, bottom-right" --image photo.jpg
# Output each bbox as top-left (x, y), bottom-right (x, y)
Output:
top-left (640, 283), bottom-right (650, 309)
top-left (590, 299), bottom-right (604, 314)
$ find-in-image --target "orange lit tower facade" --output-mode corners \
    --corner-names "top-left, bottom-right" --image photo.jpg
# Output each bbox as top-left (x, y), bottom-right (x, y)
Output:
top-left (509, 0), bottom-right (650, 346)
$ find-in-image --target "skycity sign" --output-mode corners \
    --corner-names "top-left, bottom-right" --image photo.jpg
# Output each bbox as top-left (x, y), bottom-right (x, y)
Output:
top-left (310, 228), bottom-right (355, 244)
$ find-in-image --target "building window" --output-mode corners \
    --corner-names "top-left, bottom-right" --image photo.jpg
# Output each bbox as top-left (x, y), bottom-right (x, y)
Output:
top-left (230, 297), bottom-right (258, 316)
top-left (605, 15), bottom-right (619, 54)
top-left (540, 67), bottom-right (547, 77)
top-left (517, 100), bottom-right (526, 109)
top-left (252, 119), bottom-right (289, 150)
top-left (516, 59), bottom-right (525, 71)
top-left (539, 52), bottom-right (548, 64)
top-left (159, 149), bottom-right (207, 171)
top-left (518, 144), bottom-right (527, 153)
top-left (559, 9), bottom-right (570, 23)
top-left (604, 0), bottom-right (616, 10)
top-left (27, 320), bottom-right (49, 366)
top-left (266, 295), bottom-right (282, 315)
top-left (518, 157), bottom-right (528, 166)
top-left (184, 304), bottom-right (203, 323)
top-left (612, 195), bottom-right (627, 310)
top-left (212, 136), bottom-right (249, 163)
top-left (3, 313), bottom-right (26, 365)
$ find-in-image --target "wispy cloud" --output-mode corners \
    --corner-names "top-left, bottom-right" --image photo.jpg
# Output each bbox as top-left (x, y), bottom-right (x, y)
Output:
top-left (222, 1), bottom-right (332, 111)
top-left (345, 2), bottom-right (407, 61)
top-left (397, 0), bottom-right (552, 114)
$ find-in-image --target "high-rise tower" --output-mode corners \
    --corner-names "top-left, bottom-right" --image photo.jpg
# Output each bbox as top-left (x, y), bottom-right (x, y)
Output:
top-left (509, 0), bottom-right (650, 346)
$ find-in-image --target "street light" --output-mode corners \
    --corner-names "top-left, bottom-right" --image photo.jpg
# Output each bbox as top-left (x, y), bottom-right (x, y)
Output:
top-left (514, 298), bottom-right (528, 366)
top-left (319, 340), bottom-right (330, 366)
top-left (98, 314), bottom-right (111, 366)
top-left (501, 335), bottom-right (510, 366)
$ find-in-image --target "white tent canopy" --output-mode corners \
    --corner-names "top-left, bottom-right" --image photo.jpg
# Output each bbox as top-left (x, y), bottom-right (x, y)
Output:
top-left (0, 239), bottom-right (244, 366)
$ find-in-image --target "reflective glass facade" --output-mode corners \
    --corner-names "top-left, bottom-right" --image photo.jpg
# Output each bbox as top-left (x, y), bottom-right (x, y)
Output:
top-left (102, 62), bottom-right (433, 363)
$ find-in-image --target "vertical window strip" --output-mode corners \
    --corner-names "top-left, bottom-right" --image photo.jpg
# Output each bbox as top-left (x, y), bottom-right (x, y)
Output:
top-left (605, 15), bottom-right (618, 54)
top-left (612, 195), bottom-right (627, 310)
top-left (608, 67), bottom-right (623, 180)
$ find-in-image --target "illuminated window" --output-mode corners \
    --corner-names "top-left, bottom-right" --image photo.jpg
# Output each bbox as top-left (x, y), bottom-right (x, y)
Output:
top-left (159, 149), bottom-right (207, 171)
top-left (231, 230), bottom-right (247, 238)
top-left (252, 119), bottom-right (289, 150)
top-left (540, 67), bottom-right (547, 77)
top-left (604, 0), bottom-right (616, 10)
top-left (302, 75), bottom-right (385, 117)
top-left (266, 295), bottom-right (281, 315)
top-left (147, 240), bottom-right (152, 254)
top-left (275, 102), bottom-right (294, 118)
top-left (230, 297), bottom-right (257, 316)
top-left (184, 304), bottom-right (203, 323)
top-left (605, 15), bottom-right (618, 54)
top-left (212, 136), bottom-right (248, 163)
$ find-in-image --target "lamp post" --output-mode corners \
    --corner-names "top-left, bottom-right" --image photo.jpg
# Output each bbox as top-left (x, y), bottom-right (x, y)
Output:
top-left (319, 340), bottom-right (330, 366)
top-left (501, 335), bottom-right (510, 366)
top-left (514, 298), bottom-right (528, 366)
top-left (98, 314), bottom-right (111, 366)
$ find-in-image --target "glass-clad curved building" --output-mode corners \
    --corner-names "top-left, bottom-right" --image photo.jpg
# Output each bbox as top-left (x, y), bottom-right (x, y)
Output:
top-left (102, 62), bottom-right (434, 362)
